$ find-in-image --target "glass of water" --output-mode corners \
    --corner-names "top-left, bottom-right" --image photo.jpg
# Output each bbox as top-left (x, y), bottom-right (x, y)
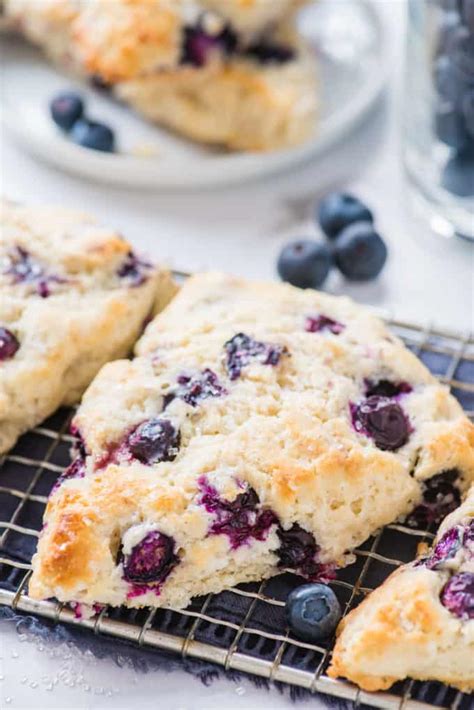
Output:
top-left (403, 0), bottom-right (474, 241)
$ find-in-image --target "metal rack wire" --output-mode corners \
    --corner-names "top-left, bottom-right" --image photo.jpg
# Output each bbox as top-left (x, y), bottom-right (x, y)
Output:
top-left (1, 314), bottom-right (473, 710)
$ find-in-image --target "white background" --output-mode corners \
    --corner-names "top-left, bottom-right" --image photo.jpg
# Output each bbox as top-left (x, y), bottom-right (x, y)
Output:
top-left (0, 2), bottom-right (472, 709)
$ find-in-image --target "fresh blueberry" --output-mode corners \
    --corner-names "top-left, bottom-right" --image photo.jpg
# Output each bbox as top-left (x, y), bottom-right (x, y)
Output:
top-left (434, 104), bottom-right (470, 148)
top-left (224, 332), bottom-right (288, 380)
top-left (462, 89), bottom-right (474, 135)
top-left (127, 418), bottom-right (180, 465)
top-left (442, 146), bottom-right (474, 197)
top-left (245, 42), bottom-right (295, 64)
top-left (351, 396), bottom-right (410, 451)
top-left (334, 222), bottom-right (388, 281)
top-left (286, 583), bottom-right (341, 642)
top-left (406, 470), bottom-right (462, 530)
top-left (50, 92), bottom-right (84, 131)
top-left (440, 572), bottom-right (474, 619)
top-left (0, 327), bottom-right (20, 361)
top-left (277, 240), bottom-right (332, 289)
top-left (122, 530), bottom-right (178, 584)
top-left (318, 193), bottom-right (373, 240)
top-left (71, 118), bottom-right (115, 153)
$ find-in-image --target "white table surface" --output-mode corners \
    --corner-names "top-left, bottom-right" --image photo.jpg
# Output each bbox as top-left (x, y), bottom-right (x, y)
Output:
top-left (0, 2), bottom-right (472, 709)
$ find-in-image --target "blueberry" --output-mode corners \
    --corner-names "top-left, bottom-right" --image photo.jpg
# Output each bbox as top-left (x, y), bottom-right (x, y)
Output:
top-left (164, 369), bottom-right (227, 408)
top-left (50, 92), bottom-right (84, 131)
top-left (434, 104), bottom-right (470, 148)
top-left (441, 146), bottom-right (474, 197)
top-left (275, 523), bottom-right (336, 581)
top-left (424, 525), bottom-right (463, 569)
top-left (71, 118), bottom-right (115, 152)
top-left (224, 332), bottom-right (288, 380)
top-left (0, 327), bottom-right (20, 361)
top-left (277, 240), bottom-right (332, 289)
top-left (334, 222), bottom-right (387, 281)
top-left (364, 379), bottom-right (412, 398)
top-left (117, 251), bottom-right (152, 287)
top-left (440, 572), bottom-right (474, 619)
top-left (286, 583), bottom-right (341, 642)
top-left (182, 25), bottom-right (237, 67)
top-left (122, 530), bottom-right (178, 584)
top-left (318, 193), bottom-right (373, 240)
top-left (462, 89), bottom-right (474, 135)
top-left (127, 418), bottom-right (180, 465)
top-left (351, 396), bottom-right (410, 451)
top-left (305, 315), bottom-right (345, 335)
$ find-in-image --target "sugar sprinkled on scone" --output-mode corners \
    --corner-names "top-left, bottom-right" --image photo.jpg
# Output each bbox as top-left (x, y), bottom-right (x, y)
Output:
top-left (328, 485), bottom-right (474, 692)
top-left (0, 199), bottom-right (175, 454)
top-left (29, 272), bottom-right (474, 611)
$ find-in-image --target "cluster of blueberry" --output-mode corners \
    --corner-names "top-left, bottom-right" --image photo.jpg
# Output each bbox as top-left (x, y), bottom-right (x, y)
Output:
top-left (50, 91), bottom-right (116, 153)
top-left (434, 0), bottom-right (474, 196)
top-left (277, 193), bottom-right (388, 290)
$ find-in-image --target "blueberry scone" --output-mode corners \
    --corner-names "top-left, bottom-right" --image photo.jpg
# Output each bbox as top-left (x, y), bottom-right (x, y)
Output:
top-left (4, 0), bottom-right (317, 151)
top-left (328, 486), bottom-right (474, 692)
top-left (0, 200), bottom-right (175, 454)
top-left (29, 273), bottom-right (474, 610)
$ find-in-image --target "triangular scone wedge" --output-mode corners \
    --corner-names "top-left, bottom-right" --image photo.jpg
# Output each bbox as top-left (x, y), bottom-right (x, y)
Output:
top-left (328, 486), bottom-right (474, 692)
top-left (0, 199), bottom-right (175, 454)
top-left (29, 273), bottom-right (474, 611)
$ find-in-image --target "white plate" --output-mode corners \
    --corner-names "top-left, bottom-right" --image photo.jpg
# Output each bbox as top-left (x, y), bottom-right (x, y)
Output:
top-left (1, 0), bottom-right (386, 189)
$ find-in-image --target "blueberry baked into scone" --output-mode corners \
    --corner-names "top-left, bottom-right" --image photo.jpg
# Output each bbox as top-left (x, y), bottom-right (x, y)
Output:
top-left (0, 199), bottom-right (175, 455)
top-left (4, 0), bottom-right (316, 151)
top-left (329, 485), bottom-right (474, 692)
top-left (29, 272), bottom-right (474, 611)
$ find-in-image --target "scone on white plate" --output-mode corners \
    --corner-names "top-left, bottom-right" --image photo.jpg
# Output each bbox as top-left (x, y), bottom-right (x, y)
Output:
top-left (328, 486), bottom-right (474, 692)
top-left (4, 0), bottom-right (317, 151)
top-left (0, 199), bottom-right (176, 455)
top-left (29, 272), bottom-right (474, 611)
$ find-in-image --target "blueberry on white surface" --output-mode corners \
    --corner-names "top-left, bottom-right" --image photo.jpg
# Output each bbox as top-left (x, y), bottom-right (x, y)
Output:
top-left (50, 92), bottom-right (84, 131)
top-left (277, 240), bottom-right (332, 289)
top-left (317, 192), bottom-right (373, 240)
top-left (70, 118), bottom-right (115, 152)
top-left (435, 103), bottom-right (470, 148)
top-left (334, 222), bottom-right (388, 281)
top-left (286, 584), bottom-right (341, 642)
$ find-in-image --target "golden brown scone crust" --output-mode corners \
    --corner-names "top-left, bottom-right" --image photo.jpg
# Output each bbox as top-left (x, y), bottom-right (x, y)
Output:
top-left (0, 199), bottom-right (174, 454)
top-left (329, 486), bottom-right (474, 692)
top-left (30, 273), bottom-right (474, 612)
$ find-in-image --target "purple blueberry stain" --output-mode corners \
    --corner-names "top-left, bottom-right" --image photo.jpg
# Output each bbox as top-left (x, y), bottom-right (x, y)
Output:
top-left (406, 470), bottom-right (462, 530)
top-left (51, 455), bottom-right (86, 496)
top-left (350, 396), bottom-right (411, 451)
top-left (277, 523), bottom-right (335, 582)
top-left (121, 530), bottom-right (178, 586)
top-left (305, 315), bottom-right (345, 335)
top-left (163, 369), bottom-right (227, 408)
top-left (127, 418), bottom-right (180, 465)
top-left (182, 23), bottom-right (237, 67)
top-left (117, 251), bottom-right (152, 287)
top-left (224, 332), bottom-right (288, 380)
top-left (424, 525), bottom-right (464, 569)
top-left (0, 327), bottom-right (20, 361)
top-left (364, 379), bottom-right (413, 398)
top-left (3, 246), bottom-right (65, 297)
top-left (198, 477), bottom-right (278, 549)
top-left (440, 572), bottom-right (474, 620)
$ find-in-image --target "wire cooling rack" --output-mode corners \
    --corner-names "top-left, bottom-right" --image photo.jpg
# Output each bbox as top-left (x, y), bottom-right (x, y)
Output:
top-left (0, 313), bottom-right (473, 710)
